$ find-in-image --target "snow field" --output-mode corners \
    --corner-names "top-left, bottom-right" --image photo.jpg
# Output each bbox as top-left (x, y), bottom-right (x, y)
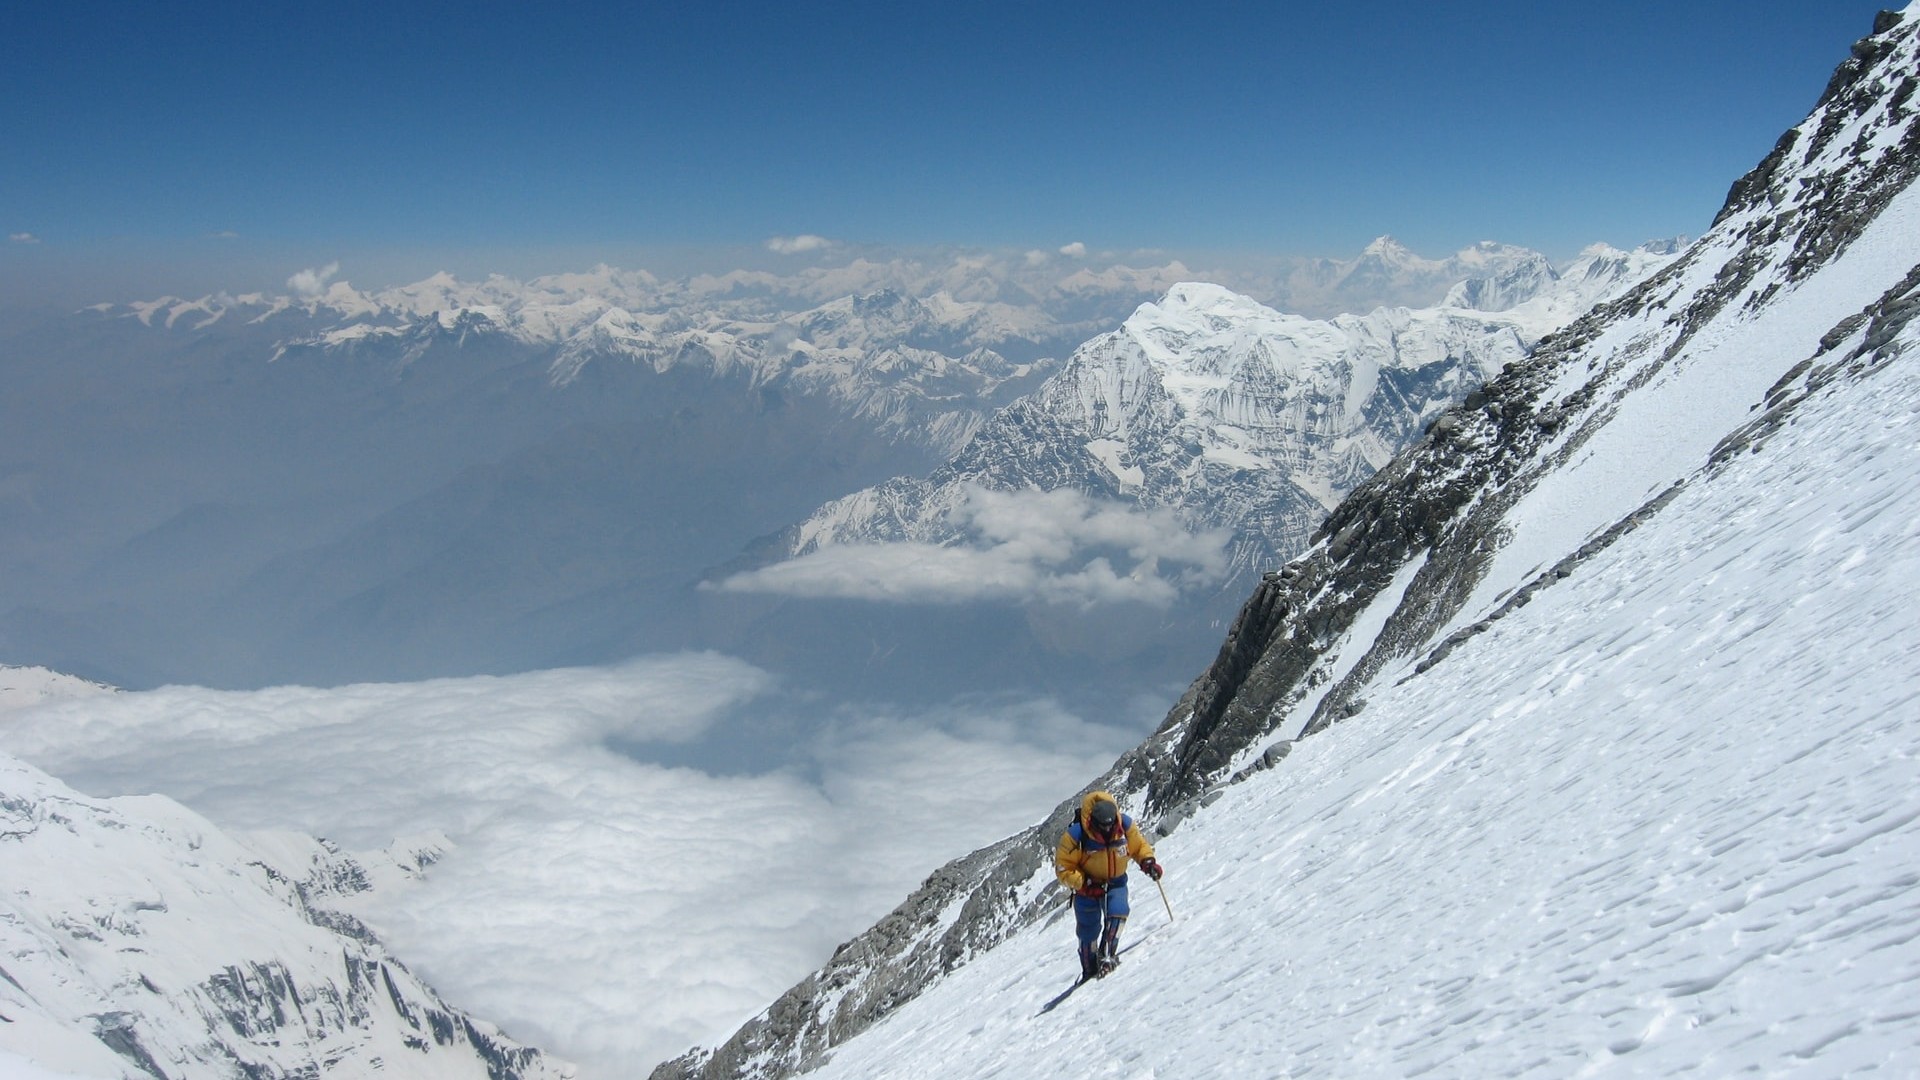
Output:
top-left (805, 313), bottom-right (1920, 1078)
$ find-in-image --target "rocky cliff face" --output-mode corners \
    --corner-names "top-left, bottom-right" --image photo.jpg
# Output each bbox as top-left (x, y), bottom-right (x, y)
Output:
top-left (653, 9), bottom-right (1920, 1078)
top-left (0, 754), bottom-right (567, 1079)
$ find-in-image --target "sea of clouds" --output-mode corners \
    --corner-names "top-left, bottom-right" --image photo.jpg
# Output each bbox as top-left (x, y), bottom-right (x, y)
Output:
top-left (714, 487), bottom-right (1232, 607)
top-left (0, 654), bottom-right (1150, 1076)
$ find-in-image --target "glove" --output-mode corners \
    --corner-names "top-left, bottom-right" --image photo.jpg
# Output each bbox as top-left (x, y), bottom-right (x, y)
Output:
top-left (1077, 879), bottom-right (1107, 898)
top-left (1140, 857), bottom-right (1163, 881)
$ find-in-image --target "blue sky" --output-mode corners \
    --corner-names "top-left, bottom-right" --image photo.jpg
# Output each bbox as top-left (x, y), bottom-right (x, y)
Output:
top-left (0, 1), bottom-right (1898, 298)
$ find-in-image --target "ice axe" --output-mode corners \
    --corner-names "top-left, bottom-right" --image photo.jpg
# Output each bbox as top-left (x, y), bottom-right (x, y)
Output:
top-left (1151, 872), bottom-right (1174, 923)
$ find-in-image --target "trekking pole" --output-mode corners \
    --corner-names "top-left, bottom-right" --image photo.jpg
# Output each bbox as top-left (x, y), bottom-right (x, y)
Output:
top-left (1153, 874), bottom-right (1174, 923)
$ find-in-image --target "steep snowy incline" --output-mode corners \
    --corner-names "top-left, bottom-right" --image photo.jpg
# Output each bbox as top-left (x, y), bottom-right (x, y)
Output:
top-left (1184, 4), bottom-right (1920, 776)
top-left (0, 754), bottom-right (568, 1079)
top-left (801, 225), bottom-right (1920, 1080)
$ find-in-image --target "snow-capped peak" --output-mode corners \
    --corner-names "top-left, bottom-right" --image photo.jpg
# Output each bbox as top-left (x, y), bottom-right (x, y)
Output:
top-left (1359, 234), bottom-right (1418, 262)
top-left (1452, 238), bottom-right (1539, 266)
top-left (0, 666), bottom-right (116, 711)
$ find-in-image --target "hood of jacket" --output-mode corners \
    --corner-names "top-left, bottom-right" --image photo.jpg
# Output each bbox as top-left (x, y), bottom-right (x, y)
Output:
top-left (1081, 789), bottom-right (1121, 827)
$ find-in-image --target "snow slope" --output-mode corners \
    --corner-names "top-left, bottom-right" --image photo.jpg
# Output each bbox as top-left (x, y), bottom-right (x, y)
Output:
top-left (804, 316), bottom-right (1920, 1077)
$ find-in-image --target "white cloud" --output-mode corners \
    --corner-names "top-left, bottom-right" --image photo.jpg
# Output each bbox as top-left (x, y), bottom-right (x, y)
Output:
top-left (1058, 241), bottom-right (1087, 258)
top-left (714, 487), bottom-right (1230, 609)
top-left (765, 234), bottom-right (833, 255)
top-left (0, 654), bottom-right (1140, 1078)
top-left (1024, 249), bottom-right (1051, 266)
top-left (286, 261), bottom-right (341, 298)
top-left (9, 232), bottom-right (40, 245)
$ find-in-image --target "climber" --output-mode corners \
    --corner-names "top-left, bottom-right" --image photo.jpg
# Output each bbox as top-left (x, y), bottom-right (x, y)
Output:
top-left (1054, 789), bottom-right (1161, 980)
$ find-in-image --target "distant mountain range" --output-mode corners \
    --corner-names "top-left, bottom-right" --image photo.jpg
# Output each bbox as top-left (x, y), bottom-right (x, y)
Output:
top-left (1, 237), bottom-right (1672, 697)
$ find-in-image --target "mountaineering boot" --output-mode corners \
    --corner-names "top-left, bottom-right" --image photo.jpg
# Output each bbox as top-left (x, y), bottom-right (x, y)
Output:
top-left (1096, 921), bottom-right (1122, 976)
top-left (1093, 932), bottom-right (1119, 977)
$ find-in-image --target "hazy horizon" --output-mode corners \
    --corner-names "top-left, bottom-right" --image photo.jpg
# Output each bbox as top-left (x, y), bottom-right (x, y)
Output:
top-left (3, 3), bottom-right (1895, 309)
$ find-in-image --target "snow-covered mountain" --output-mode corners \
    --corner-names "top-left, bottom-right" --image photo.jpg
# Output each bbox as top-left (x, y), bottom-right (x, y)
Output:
top-left (656, 8), bottom-right (1920, 1077)
top-left (1292, 236), bottom-right (1551, 315)
top-left (0, 749), bottom-right (568, 1079)
top-left (743, 240), bottom-right (1677, 599)
top-left (261, 279), bottom-right (1056, 461)
top-left (1442, 237), bottom-right (1683, 314)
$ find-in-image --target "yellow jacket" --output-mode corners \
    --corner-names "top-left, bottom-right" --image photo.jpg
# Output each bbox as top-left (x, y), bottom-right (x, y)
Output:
top-left (1054, 790), bottom-right (1155, 892)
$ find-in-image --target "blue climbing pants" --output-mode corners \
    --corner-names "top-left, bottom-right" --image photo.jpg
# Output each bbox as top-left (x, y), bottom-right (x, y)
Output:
top-left (1073, 875), bottom-right (1130, 964)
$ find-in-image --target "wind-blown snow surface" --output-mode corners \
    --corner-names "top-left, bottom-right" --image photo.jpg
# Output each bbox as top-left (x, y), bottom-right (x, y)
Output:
top-left (0, 658), bottom-right (1145, 1076)
top-left (801, 272), bottom-right (1920, 1078)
